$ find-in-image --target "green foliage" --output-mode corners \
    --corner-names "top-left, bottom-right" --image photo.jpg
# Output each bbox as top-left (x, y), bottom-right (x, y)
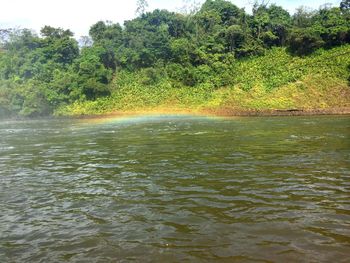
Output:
top-left (288, 29), bottom-right (325, 55)
top-left (0, 1), bottom-right (349, 118)
top-left (226, 25), bottom-right (245, 51)
top-left (316, 7), bottom-right (349, 47)
top-left (73, 46), bottom-right (113, 100)
top-left (200, 0), bottom-right (241, 26)
top-left (56, 45), bottom-right (350, 116)
top-left (293, 7), bottom-right (315, 28)
top-left (0, 27), bottom-right (81, 116)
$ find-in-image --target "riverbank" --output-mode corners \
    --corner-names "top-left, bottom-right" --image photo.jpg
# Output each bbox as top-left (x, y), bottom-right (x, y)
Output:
top-left (55, 77), bottom-right (350, 118)
top-left (2, 46), bottom-right (349, 119)
top-left (63, 107), bottom-right (350, 122)
top-left (54, 46), bottom-right (350, 118)
top-left (204, 107), bottom-right (350, 117)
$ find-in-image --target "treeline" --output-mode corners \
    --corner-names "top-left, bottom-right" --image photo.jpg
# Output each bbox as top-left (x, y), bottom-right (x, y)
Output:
top-left (0, 0), bottom-right (349, 117)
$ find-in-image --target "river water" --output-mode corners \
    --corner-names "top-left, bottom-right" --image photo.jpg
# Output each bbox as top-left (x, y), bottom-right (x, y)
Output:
top-left (0, 115), bottom-right (349, 262)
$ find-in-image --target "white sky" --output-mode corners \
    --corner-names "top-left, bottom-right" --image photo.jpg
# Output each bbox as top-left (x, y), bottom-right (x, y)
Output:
top-left (1, 0), bottom-right (341, 38)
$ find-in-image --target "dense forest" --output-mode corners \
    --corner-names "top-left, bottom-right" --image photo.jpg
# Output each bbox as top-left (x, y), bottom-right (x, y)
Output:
top-left (0, 0), bottom-right (350, 117)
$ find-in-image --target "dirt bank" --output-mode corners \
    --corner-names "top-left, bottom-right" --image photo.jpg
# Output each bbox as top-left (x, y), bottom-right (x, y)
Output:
top-left (204, 107), bottom-right (350, 117)
top-left (68, 107), bottom-right (350, 120)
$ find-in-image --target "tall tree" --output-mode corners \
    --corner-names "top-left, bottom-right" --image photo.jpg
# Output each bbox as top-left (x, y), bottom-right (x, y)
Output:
top-left (340, 0), bottom-right (350, 11)
top-left (136, 0), bottom-right (149, 16)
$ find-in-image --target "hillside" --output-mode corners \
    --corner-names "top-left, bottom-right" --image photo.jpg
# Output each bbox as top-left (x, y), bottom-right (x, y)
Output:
top-left (1, 0), bottom-right (350, 118)
top-left (55, 45), bottom-right (350, 116)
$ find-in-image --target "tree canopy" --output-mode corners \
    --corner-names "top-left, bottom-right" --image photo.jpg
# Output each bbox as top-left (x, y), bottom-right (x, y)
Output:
top-left (0, 0), bottom-right (349, 117)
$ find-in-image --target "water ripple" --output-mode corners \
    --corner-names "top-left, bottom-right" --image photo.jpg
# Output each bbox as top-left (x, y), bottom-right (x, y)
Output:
top-left (0, 116), bottom-right (349, 262)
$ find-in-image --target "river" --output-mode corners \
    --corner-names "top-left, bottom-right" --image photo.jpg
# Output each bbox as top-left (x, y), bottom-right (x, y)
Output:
top-left (0, 115), bottom-right (349, 262)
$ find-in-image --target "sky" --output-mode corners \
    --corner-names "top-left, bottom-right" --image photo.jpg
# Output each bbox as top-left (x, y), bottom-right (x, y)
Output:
top-left (1, 0), bottom-right (341, 39)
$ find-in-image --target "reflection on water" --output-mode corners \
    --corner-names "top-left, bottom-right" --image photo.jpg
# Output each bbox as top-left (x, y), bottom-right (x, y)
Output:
top-left (0, 115), bottom-right (349, 262)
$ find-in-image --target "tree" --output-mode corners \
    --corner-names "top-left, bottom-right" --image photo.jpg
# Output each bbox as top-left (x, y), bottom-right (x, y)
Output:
top-left (79, 36), bottom-right (93, 47)
top-left (314, 7), bottom-right (349, 47)
top-left (252, 0), bottom-right (270, 14)
top-left (266, 5), bottom-right (291, 45)
top-left (195, 10), bottom-right (222, 34)
top-left (89, 21), bottom-right (123, 70)
top-left (200, 0), bottom-right (242, 25)
top-left (293, 6), bottom-right (314, 28)
top-left (40, 26), bottom-right (73, 38)
top-left (73, 46), bottom-right (113, 100)
top-left (253, 9), bottom-right (270, 39)
top-left (180, 0), bottom-right (201, 15)
top-left (136, 0), bottom-right (148, 16)
top-left (0, 29), bottom-right (12, 48)
top-left (340, 0), bottom-right (350, 12)
top-left (226, 25), bottom-right (245, 51)
top-left (89, 21), bottom-right (107, 42)
top-left (288, 29), bottom-right (324, 56)
top-left (1, 0), bottom-right (350, 117)
top-left (119, 10), bottom-right (174, 69)
top-left (40, 26), bottom-right (79, 65)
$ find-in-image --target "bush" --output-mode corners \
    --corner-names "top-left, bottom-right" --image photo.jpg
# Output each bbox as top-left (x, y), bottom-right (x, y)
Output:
top-left (288, 29), bottom-right (325, 56)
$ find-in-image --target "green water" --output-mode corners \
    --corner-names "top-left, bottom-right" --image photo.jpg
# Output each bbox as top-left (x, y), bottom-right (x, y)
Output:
top-left (0, 115), bottom-right (349, 262)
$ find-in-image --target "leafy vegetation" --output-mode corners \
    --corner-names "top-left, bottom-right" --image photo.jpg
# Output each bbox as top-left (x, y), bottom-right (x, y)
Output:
top-left (0, 0), bottom-right (349, 118)
top-left (55, 45), bottom-right (350, 115)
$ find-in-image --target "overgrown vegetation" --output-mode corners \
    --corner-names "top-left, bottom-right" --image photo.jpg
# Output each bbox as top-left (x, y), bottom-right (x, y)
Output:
top-left (55, 45), bottom-right (350, 115)
top-left (1, 0), bottom-right (350, 117)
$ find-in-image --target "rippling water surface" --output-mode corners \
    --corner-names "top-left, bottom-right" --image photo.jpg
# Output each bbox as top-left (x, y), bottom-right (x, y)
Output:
top-left (0, 115), bottom-right (349, 262)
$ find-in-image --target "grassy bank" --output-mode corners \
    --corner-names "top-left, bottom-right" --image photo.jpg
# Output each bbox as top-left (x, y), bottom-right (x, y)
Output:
top-left (55, 45), bottom-right (350, 116)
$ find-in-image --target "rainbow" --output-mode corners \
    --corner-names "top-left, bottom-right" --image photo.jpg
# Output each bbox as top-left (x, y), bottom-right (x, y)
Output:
top-left (75, 111), bottom-right (225, 126)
